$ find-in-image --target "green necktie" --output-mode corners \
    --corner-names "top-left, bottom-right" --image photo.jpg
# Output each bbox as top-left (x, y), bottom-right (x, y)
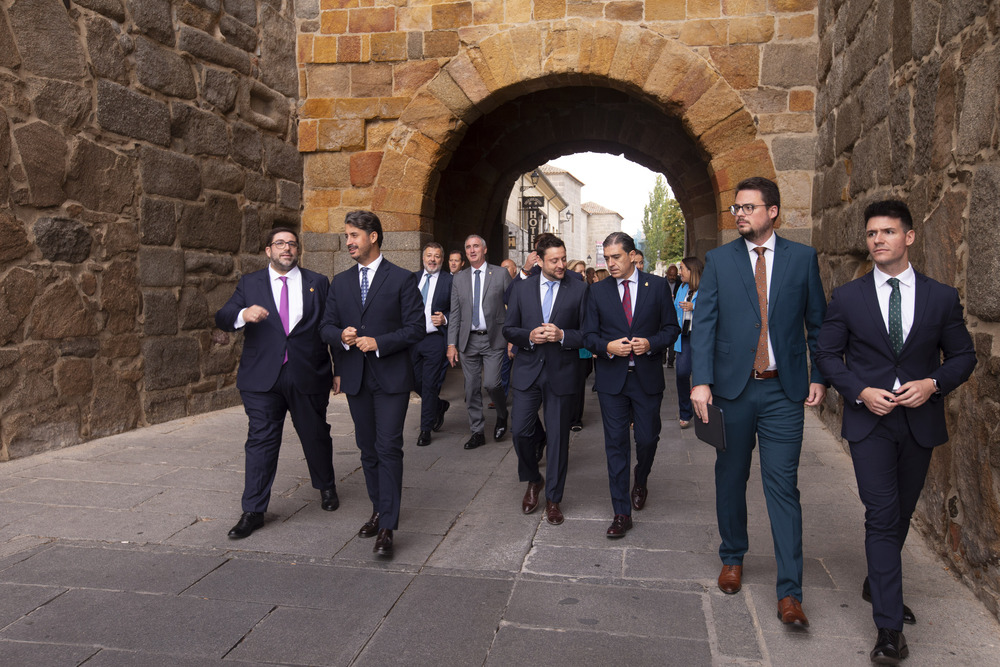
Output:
top-left (888, 277), bottom-right (903, 356)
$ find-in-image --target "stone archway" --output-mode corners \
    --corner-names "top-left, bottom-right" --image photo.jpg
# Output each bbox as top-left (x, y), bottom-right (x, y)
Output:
top-left (355, 21), bottom-right (776, 265)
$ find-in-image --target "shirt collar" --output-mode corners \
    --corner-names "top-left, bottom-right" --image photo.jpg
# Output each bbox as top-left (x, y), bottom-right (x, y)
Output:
top-left (873, 263), bottom-right (914, 288)
top-left (268, 265), bottom-right (300, 282)
top-left (744, 232), bottom-right (777, 255)
top-left (618, 269), bottom-right (638, 287)
top-left (359, 253), bottom-right (383, 273)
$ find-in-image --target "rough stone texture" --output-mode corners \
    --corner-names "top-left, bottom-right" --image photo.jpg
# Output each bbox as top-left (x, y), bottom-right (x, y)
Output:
top-left (97, 79), bottom-right (171, 146)
top-left (221, 16), bottom-right (257, 53)
top-left (142, 338), bottom-right (201, 390)
top-left (85, 16), bottom-right (129, 84)
top-left (133, 0), bottom-right (175, 46)
top-left (138, 246), bottom-right (185, 287)
top-left (28, 78), bottom-right (91, 129)
top-left (139, 146), bottom-right (202, 200)
top-left (202, 69), bottom-right (239, 112)
top-left (0, 266), bottom-right (35, 344)
top-left (0, 212), bottom-right (30, 262)
top-left (226, 0), bottom-right (258, 26)
top-left (170, 103), bottom-right (231, 156)
top-left (178, 194), bottom-right (243, 252)
top-left (65, 139), bottom-right (137, 214)
top-left (232, 122), bottom-right (263, 170)
top-left (135, 37), bottom-right (197, 100)
top-left (8, 0), bottom-right (87, 81)
top-left (34, 218), bottom-right (92, 264)
top-left (179, 27), bottom-right (251, 74)
top-left (102, 259), bottom-right (140, 335)
top-left (263, 134), bottom-right (302, 182)
top-left (968, 164), bottom-right (1000, 321)
top-left (142, 289), bottom-right (178, 336)
top-left (29, 279), bottom-right (98, 339)
top-left (202, 158), bottom-right (246, 193)
top-left (140, 197), bottom-right (177, 246)
top-left (12, 121), bottom-right (66, 207)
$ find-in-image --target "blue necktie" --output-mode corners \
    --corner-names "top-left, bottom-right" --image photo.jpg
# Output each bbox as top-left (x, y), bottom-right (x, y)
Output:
top-left (421, 273), bottom-right (431, 304)
top-left (472, 269), bottom-right (481, 329)
top-left (542, 280), bottom-right (555, 323)
top-left (360, 266), bottom-right (369, 306)
top-left (888, 277), bottom-right (903, 356)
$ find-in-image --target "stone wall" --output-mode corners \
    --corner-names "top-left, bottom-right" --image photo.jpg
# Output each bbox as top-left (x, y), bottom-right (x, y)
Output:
top-left (0, 0), bottom-right (301, 460)
top-left (813, 0), bottom-right (1000, 615)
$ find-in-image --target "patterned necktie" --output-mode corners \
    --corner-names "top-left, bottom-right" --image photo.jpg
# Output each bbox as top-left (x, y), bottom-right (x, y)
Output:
top-left (472, 269), bottom-right (481, 329)
top-left (542, 280), bottom-right (555, 323)
top-left (888, 277), bottom-right (903, 356)
top-left (753, 247), bottom-right (770, 373)
top-left (278, 276), bottom-right (289, 364)
top-left (421, 273), bottom-right (431, 304)
top-left (360, 266), bottom-right (369, 306)
top-left (621, 279), bottom-right (632, 326)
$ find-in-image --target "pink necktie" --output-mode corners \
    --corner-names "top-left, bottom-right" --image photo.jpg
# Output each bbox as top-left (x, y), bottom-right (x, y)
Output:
top-left (279, 276), bottom-right (289, 364)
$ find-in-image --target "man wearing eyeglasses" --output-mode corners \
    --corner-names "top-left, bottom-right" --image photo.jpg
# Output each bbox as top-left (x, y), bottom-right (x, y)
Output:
top-left (690, 177), bottom-right (827, 627)
top-left (216, 227), bottom-right (338, 540)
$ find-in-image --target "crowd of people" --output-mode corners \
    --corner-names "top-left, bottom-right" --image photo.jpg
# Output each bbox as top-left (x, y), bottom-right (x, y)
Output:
top-left (215, 177), bottom-right (976, 665)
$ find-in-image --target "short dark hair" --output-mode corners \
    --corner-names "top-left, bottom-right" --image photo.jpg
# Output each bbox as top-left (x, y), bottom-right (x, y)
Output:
top-left (536, 234), bottom-right (565, 258)
top-left (344, 210), bottom-right (383, 247)
top-left (267, 226), bottom-right (300, 247)
top-left (633, 249), bottom-right (644, 258)
top-left (736, 176), bottom-right (781, 216)
top-left (449, 249), bottom-right (463, 258)
top-left (864, 199), bottom-right (913, 232)
top-left (602, 231), bottom-right (636, 253)
top-left (534, 232), bottom-right (556, 251)
top-left (422, 241), bottom-right (443, 253)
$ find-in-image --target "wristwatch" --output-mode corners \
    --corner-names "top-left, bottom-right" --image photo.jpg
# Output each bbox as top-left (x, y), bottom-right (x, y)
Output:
top-left (930, 378), bottom-right (940, 394)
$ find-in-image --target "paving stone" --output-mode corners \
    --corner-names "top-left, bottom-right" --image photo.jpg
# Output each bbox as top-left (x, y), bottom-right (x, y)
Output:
top-left (0, 544), bottom-right (225, 594)
top-left (3, 506), bottom-right (195, 543)
top-left (355, 574), bottom-right (512, 666)
top-left (523, 544), bottom-right (624, 579)
top-left (81, 649), bottom-right (259, 666)
top-left (333, 529), bottom-right (443, 568)
top-left (0, 589), bottom-right (270, 656)
top-left (426, 509), bottom-right (537, 572)
top-left (228, 605), bottom-right (376, 666)
top-left (488, 626), bottom-right (712, 666)
top-left (0, 479), bottom-right (161, 510)
top-left (710, 590), bottom-right (764, 660)
top-left (165, 512), bottom-right (349, 558)
top-left (7, 460), bottom-right (170, 488)
top-left (0, 640), bottom-right (97, 665)
top-left (0, 581), bottom-right (64, 627)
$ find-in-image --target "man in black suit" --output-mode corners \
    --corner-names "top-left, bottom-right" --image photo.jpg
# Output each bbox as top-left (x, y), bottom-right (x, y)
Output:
top-left (215, 227), bottom-right (338, 539)
top-left (584, 232), bottom-right (679, 538)
top-left (412, 242), bottom-right (452, 447)
top-left (320, 211), bottom-right (425, 558)
top-left (665, 264), bottom-right (680, 368)
top-left (503, 235), bottom-right (587, 525)
top-left (815, 199), bottom-right (975, 664)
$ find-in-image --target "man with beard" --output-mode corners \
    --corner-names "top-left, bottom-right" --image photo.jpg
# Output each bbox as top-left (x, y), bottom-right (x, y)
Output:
top-left (216, 227), bottom-right (338, 539)
top-left (412, 242), bottom-right (453, 447)
top-left (690, 176), bottom-right (827, 627)
top-left (320, 211), bottom-right (424, 558)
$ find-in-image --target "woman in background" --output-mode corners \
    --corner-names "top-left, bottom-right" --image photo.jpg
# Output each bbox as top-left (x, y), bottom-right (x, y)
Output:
top-left (674, 257), bottom-right (703, 429)
top-left (595, 268), bottom-right (610, 281)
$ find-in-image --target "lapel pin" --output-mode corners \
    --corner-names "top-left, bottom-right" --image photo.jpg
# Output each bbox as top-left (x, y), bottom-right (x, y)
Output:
top-left (309, 287), bottom-right (315, 292)
top-left (644, 282), bottom-right (648, 287)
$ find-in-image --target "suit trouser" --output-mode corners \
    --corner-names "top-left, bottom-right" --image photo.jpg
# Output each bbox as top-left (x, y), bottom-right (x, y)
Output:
top-left (239, 364), bottom-right (335, 513)
top-left (849, 409), bottom-right (933, 631)
top-left (715, 376), bottom-right (805, 601)
top-left (347, 362), bottom-right (408, 530)
top-left (598, 370), bottom-right (663, 516)
top-left (459, 333), bottom-right (508, 434)
top-left (412, 331), bottom-right (447, 431)
top-left (512, 365), bottom-right (573, 503)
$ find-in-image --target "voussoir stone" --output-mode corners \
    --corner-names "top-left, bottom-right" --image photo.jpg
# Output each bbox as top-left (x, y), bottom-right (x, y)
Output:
top-left (139, 145), bottom-right (202, 200)
top-left (8, 0), bottom-right (87, 81)
top-left (97, 80), bottom-right (170, 146)
top-left (34, 217), bottom-right (92, 264)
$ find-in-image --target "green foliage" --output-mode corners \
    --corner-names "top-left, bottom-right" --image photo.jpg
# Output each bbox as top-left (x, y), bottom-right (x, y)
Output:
top-left (639, 175), bottom-right (685, 270)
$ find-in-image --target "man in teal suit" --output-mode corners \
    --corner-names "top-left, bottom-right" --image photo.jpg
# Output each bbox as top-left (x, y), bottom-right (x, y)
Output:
top-left (691, 177), bottom-right (827, 627)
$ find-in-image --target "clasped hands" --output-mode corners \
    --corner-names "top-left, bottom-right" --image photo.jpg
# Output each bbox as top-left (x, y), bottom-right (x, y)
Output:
top-left (607, 336), bottom-right (650, 357)
top-left (341, 326), bottom-right (378, 353)
top-left (859, 378), bottom-right (935, 415)
top-left (529, 323), bottom-right (563, 345)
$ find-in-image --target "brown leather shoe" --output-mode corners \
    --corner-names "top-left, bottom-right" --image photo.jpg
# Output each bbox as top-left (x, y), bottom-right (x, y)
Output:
top-left (522, 478), bottom-right (544, 514)
top-left (605, 513), bottom-right (632, 538)
top-left (630, 482), bottom-right (648, 511)
top-left (777, 596), bottom-right (809, 626)
top-left (718, 564), bottom-right (742, 594)
top-left (358, 512), bottom-right (379, 538)
top-left (373, 529), bottom-right (393, 557)
top-left (544, 501), bottom-right (564, 525)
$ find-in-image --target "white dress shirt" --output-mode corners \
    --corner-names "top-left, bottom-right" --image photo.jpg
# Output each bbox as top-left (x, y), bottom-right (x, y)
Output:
top-left (615, 269), bottom-right (640, 364)
top-left (745, 233), bottom-right (777, 371)
top-left (235, 265), bottom-right (303, 331)
top-left (345, 253), bottom-right (384, 355)
top-left (469, 262), bottom-right (488, 331)
top-left (419, 269), bottom-right (443, 333)
top-left (873, 263), bottom-right (915, 389)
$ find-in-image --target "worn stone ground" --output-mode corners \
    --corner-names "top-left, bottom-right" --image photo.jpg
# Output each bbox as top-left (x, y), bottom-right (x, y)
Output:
top-left (0, 367), bottom-right (997, 666)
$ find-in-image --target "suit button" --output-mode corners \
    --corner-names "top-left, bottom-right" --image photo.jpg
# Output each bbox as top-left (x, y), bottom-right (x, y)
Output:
top-left (754, 323), bottom-right (760, 328)
top-left (361, 325), bottom-right (366, 330)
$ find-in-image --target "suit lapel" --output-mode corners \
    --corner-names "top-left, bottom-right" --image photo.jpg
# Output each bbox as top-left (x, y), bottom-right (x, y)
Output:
top-left (608, 278), bottom-right (631, 330)
top-left (362, 260), bottom-right (390, 314)
top-left (903, 272), bottom-right (929, 354)
top-left (351, 265), bottom-right (363, 312)
top-left (631, 271), bottom-right (650, 330)
top-left (767, 236), bottom-right (790, 323)
top-left (732, 240), bottom-right (760, 320)
top-left (860, 272), bottom-right (893, 352)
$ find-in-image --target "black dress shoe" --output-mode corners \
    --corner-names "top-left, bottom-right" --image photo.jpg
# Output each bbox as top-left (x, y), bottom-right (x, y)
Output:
top-left (870, 627), bottom-right (908, 664)
top-left (373, 529), bottom-right (393, 556)
top-left (493, 417), bottom-right (507, 441)
top-left (464, 431), bottom-right (486, 450)
top-left (359, 512), bottom-right (379, 538)
top-left (863, 577), bottom-right (916, 625)
top-left (228, 512), bottom-right (264, 539)
top-left (417, 430), bottom-right (432, 447)
top-left (630, 482), bottom-right (648, 511)
top-left (321, 488), bottom-right (340, 511)
top-left (606, 513), bottom-right (632, 538)
top-left (432, 400), bottom-right (450, 432)
top-left (570, 422), bottom-right (583, 432)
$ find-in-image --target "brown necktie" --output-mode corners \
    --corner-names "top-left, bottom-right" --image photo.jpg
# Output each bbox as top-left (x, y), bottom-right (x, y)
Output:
top-left (753, 247), bottom-right (769, 373)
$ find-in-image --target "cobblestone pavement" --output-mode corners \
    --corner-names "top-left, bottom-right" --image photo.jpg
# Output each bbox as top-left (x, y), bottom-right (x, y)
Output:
top-left (1, 368), bottom-right (997, 666)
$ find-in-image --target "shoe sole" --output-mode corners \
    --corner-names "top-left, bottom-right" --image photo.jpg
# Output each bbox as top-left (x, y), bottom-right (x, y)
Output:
top-left (718, 585), bottom-right (741, 594)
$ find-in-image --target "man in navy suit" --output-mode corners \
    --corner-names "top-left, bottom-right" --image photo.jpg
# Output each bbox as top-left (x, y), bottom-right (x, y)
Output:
top-left (320, 211), bottom-right (424, 558)
top-left (412, 242), bottom-right (453, 447)
top-left (503, 235), bottom-right (587, 525)
top-left (815, 200), bottom-right (975, 663)
top-left (691, 176), bottom-right (827, 627)
top-left (584, 232), bottom-right (678, 538)
top-left (215, 227), bottom-right (338, 540)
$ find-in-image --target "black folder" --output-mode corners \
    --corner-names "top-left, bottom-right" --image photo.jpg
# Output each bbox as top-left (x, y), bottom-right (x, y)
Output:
top-left (695, 404), bottom-right (726, 451)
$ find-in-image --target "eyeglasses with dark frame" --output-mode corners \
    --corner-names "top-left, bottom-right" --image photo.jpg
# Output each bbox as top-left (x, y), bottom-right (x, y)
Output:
top-left (270, 240), bottom-right (299, 250)
top-left (728, 203), bottom-right (768, 216)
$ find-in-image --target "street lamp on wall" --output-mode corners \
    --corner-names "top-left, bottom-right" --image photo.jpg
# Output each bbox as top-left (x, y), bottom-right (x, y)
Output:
top-left (530, 170), bottom-right (541, 187)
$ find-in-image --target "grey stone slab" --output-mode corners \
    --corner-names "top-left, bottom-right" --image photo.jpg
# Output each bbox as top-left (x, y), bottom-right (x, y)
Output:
top-left (533, 518), bottom-right (719, 553)
top-left (0, 544), bottom-right (225, 594)
top-left (0, 640), bottom-right (97, 665)
top-left (186, 558), bottom-right (411, 610)
top-left (0, 502), bottom-right (48, 529)
top-left (164, 514), bottom-right (351, 558)
top-left (227, 605), bottom-right (371, 666)
top-left (728, 554), bottom-right (836, 592)
top-left (0, 582), bottom-right (65, 628)
top-left (83, 648), bottom-right (268, 665)
top-left (505, 579), bottom-right (708, 639)
top-left (96, 446), bottom-right (242, 468)
top-left (426, 510), bottom-right (537, 572)
top-left (624, 547), bottom-right (722, 582)
top-left (4, 506), bottom-right (196, 543)
top-left (0, 536), bottom-right (51, 561)
top-left (523, 544), bottom-right (624, 579)
top-left (399, 483), bottom-right (480, 511)
top-left (1, 589), bottom-right (270, 655)
top-left (333, 530), bottom-right (442, 568)
top-left (149, 467), bottom-right (297, 498)
top-left (487, 626), bottom-right (712, 666)
top-left (0, 479), bottom-right (162, 509)
top-left (355, 574), bottom-right (512, 666)
top-left (10, 459), bottom-right (175, 484)
top-left (136, 487), bottom-right (304, 520)
top-left (761, 631), bottom-right (874, 667)
top-left (709, 590), bottom-right (764, 661)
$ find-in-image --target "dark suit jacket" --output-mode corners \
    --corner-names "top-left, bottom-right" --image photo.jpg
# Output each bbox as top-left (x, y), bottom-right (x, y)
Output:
top-left (448, 263), bottom-right (511, 351)
top-left (215, 267), bottom-right (332, 394)
top-left (691, 235), bottom-right (827, 402)
top-left (503, 273), bottom-right (587, 395)
top-left (814, 270), bottom-right (976, 447)
top-left (413, 269), bottom-right (453, 335)
top-left (583, 272), bottom-right (679, 395)
top-left (320, 259), bottom-right (425, 396)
